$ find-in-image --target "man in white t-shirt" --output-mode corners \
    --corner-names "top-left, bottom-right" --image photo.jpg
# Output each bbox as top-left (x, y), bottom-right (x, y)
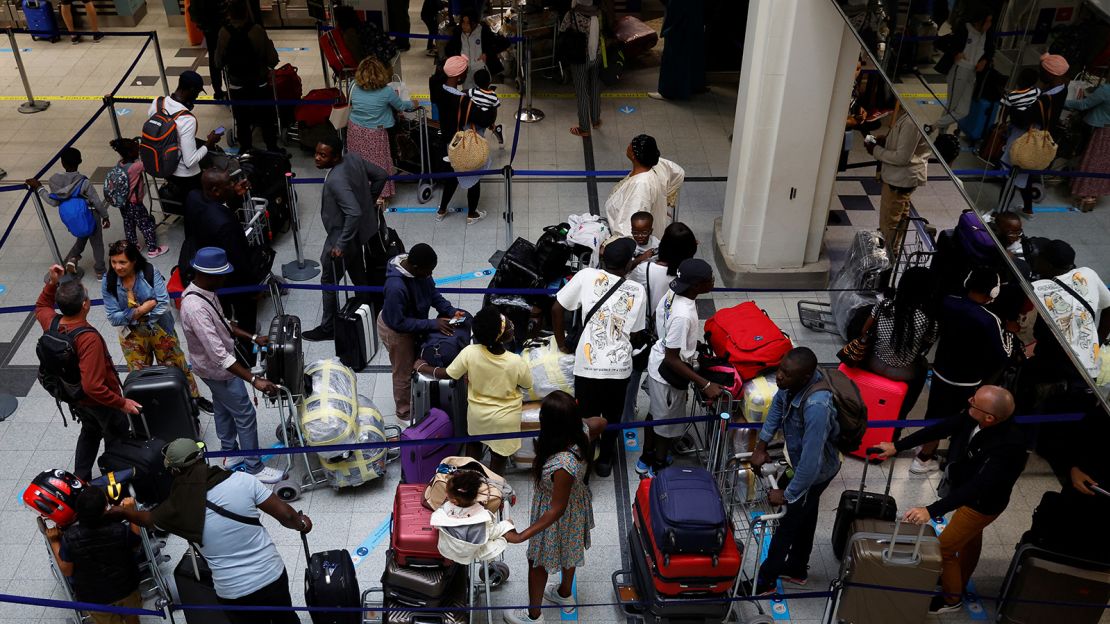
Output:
top-left (638, 259), bottom-right (722, 475)
top-left (146, 71), bottom-right (224, 195)
top-left (1032, 240), bottom-right (1110, 378)
top-left (552, 237), bottom-right (647, 477)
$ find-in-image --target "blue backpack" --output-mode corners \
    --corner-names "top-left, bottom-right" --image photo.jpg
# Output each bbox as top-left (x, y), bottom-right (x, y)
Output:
top-left (53, 178), bottom-right (96, 238)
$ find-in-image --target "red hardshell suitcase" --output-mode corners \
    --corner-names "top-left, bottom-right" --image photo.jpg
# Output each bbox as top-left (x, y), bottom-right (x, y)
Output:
top-left (319, 29), bottom-right (358, 75)
top-left (613, 15), bottom-right (658, 59)
top-left (632, 479), bottom-right (741, 596)
top-left (296, 88), bottom-right (343, 128)
top-left (837, 363), bottom-right (908, 459)
top-left (391, 484), bottom-right (449, 567)
top-left (704, 302), bottom-right (792, 379)
top-left (272, 63), bottom-right (303, 127)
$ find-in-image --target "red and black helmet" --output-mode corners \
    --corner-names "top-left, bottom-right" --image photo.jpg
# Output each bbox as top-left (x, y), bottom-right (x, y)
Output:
top-left (22, 469), bottom-right (86, 527)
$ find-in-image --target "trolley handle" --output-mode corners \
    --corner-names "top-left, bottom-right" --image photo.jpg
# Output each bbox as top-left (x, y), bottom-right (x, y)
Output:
top-left (882, 520), bottom-right (928, 565)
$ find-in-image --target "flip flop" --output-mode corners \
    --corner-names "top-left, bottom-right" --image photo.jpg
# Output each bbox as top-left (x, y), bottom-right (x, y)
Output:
top-left (570, 127), bottom-right (590, 137)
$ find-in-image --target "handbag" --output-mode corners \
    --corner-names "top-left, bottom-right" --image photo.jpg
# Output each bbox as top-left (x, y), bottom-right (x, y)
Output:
top-left (565, 275), bottom-right (626, 350)
top-left (1010, 100), bottom-right (1057, 170)
top-left (329, 84), bottom-right (352, 130)
top-left (447, 97), bottom-right (490, 172)
top-left (631, 261), bottom-right (658, 371)
top-left (656, 293), bottom-right (690, 389)
top-left (557, 12), bottom-right (589, 65)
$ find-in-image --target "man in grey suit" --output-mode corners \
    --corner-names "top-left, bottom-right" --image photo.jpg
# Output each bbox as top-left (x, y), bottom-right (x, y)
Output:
top-left (303, 136), bottom-right (389, 341)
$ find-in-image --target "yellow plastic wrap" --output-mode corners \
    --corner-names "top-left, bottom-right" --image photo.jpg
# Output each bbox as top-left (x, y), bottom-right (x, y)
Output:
top-left (742, 373), bottom-right (777, 423)
top-left (320, 405), bottom-right (387, 488)
top-left (299, 359), bottom-right (359, 461)
top-left (521, 341), bottom-right (575, 402)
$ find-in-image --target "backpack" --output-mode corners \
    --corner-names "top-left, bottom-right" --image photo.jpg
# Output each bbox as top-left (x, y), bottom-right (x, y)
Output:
top-left (105, 263), bottom-right (155, 298)
top-left (55, 178), bottom-right (97, 238)
top-left (806, 366), bottom-right (868, 455)
top-left (534, 223), bottom-right (572, 281)
top-left (140, 97), bottom-right (193, 178)
top-left (37, 316), bottom-right (96, 408)
top-left (703, 302), bottom-right (793, 379)
top-left (224, 23), bottom-right (264, 84)
top-left (954, 209), bottom-right (997, 264)
top-left (103, 163), bottom-right (134, 209)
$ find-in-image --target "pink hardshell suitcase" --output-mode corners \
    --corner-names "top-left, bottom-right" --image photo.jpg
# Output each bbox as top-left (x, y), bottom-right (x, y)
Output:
top-left (390, 484), bottom-right (449, 567)
top-left (837, 363), bottom-right (908, 459)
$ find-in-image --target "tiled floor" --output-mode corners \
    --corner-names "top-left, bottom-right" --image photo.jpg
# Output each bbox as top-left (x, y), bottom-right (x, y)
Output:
top-left (0, 4), bottom-right (1100, 624)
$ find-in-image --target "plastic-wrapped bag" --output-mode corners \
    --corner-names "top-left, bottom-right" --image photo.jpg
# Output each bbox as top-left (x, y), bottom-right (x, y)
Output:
top-left (320, 403), bottom-right (388, 488)
top-left (566, 214), bottom-right (610, 269)
top-left (521, 340), bottom-right (575, 402)
top-left (299, 358), bottom-right (359, 461)
top-left (741, 373), bottom-right (777, 423)
top-left (512, 402), bottom-right (542, 467)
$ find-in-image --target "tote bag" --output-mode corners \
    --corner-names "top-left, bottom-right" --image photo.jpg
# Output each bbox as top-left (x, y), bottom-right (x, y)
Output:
top-left (447, 97), bottom-right (489, 172)
top-left (1010, 101), bottom-right (1057, 170)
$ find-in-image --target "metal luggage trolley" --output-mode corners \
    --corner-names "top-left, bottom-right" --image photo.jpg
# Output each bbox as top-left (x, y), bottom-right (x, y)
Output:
top-left (268, 383), bottom-right (329, 502)
top-left (671, 388), bottom-right (736, 470)
top-left (394, 106), bottom-right (436, 204)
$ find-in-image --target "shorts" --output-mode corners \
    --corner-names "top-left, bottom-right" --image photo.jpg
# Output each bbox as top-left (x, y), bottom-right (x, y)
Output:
top-left (645, 376), bottom-right (689, 439)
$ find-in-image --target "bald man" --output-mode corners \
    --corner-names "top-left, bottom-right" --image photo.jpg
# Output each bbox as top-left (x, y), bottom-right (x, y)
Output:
top-left (877, 385), bottom-right (1027, 614)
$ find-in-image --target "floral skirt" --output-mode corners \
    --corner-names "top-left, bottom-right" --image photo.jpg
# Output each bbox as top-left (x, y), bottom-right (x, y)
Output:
top-left (1072, 126), bottom-right (1110, 198)
top-left (347, 121), bottom-right (396, 199)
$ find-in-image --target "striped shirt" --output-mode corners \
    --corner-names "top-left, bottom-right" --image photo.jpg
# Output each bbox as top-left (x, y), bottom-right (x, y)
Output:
top-left (467, 87), bottom-right (500, 111)
top-left (1003, 87), bottom-right (1041, 111)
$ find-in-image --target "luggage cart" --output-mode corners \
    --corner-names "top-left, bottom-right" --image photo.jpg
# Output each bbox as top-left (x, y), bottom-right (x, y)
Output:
top-left (672, 388), bottom-right (734, 470)
top-left (796, 229), bottom-right (890, 340)
top-left (36, 516), bottom-right (90, 624)
top-left (269, 384), bottom-right (328, 502)
top-left (394, 107), bottom-right (436, 204)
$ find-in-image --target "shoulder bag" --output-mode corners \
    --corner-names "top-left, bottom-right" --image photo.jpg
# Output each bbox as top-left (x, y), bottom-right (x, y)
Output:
top-left (446, 97), bottom-right (490, 172)
top-left (656, 292), bottom-right (691, 389)
top-left (1010, 100), bottom-right (1058, 170)
top-left (565, 275), bottom-right (626, 350)
top-left (631, 262), bottom-right (657, 371)
top-left (557, 12), bottom-right (589, 65)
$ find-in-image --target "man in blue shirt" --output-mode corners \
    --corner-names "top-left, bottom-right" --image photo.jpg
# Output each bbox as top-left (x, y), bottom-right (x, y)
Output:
top-left (750, 347), bottom-right (841, 594)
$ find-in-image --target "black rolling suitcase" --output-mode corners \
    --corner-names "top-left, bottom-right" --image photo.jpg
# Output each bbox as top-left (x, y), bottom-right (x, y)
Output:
top-left (264, 313), bottom-right (305, 397)
top-left (97, 437), bottom-right (173, 506)
top-left (302, 531), bottom-right (360, 624)
top-left (123, 366), bottom-right (199, 441)
top-left (831, 448), bottom-right (896, 560)
top-left (173, 546), bottom-right (233, 624)
top-left (333, 259), bottom-right (375, 372)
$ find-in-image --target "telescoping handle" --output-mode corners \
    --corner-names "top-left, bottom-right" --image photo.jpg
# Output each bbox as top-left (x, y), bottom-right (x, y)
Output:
top-left (299, 511), bottom-right (312, 564)
top-left (882, 519), bottom-right (928, 565)
top-left (855, 447), bottom-right (896, 515)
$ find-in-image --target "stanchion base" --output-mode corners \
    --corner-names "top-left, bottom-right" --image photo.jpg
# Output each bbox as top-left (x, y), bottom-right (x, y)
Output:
top-left (18, 100), bottom-right (50, 114)
top-left (516, 107), bottom-right (545, 123)
top-left (0, 394), bottom-right (16, 421)
top-left (282, 259), bottom-right (321, 281)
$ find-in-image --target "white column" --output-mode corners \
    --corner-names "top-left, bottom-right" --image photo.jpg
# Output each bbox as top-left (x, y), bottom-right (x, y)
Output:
top-left (714, 0), bottom-right (860, 288)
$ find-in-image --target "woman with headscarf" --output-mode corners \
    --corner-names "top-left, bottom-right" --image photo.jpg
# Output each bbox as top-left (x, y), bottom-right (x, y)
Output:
top-left (559, 0), bottom-right (602, 137)
top-left (431, 55), bottom-right (496, 224)
top-left (650, 0), bottom-right (705, 100)
top-left (604, 134), bottom-right (685, 238)
top-left (1001, 53), bottom-right (1069, 218)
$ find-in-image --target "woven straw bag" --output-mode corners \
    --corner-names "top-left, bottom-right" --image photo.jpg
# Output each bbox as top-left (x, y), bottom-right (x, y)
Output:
top-left (447, 97), bottom-right (489, 172)
top-left (1010, 101), bottom-right (1057, 170)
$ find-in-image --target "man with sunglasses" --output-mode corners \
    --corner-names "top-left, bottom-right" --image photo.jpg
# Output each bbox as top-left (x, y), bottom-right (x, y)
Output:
top-left (877, 385), bottom-right (1027, 615)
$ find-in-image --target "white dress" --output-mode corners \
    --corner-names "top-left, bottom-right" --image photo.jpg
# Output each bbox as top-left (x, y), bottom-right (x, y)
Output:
top-left (604, 158), bottom-right (685, 237)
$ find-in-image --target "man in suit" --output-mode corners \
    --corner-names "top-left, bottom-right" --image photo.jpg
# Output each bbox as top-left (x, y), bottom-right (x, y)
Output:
top-left (303, 135), bottom-right (389, 341)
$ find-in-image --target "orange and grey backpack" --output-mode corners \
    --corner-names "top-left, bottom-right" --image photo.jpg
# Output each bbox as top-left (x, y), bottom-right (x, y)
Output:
top-left (140, 97), bottom-right (193, 178)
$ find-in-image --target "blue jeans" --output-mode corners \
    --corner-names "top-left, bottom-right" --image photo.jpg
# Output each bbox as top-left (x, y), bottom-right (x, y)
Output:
top-left (201, 377), bottom-right (263, 473)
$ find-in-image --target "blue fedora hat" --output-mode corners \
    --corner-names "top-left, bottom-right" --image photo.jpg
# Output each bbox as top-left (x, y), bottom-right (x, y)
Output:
top-left (191, 247), bottom-right (234, 275)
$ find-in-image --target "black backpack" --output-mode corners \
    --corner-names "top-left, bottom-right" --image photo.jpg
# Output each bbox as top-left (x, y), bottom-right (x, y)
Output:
top-left (105, 263), bottom-right (156, 297)
top-left (37, 316), bottom-right (97, 411)
top-left (224, 23), bottom-right (263, 84)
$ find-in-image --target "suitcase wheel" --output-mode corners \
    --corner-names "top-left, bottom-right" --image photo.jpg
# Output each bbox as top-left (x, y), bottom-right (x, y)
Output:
top-left (273, 479), bottom-right (301, 502)
top-left (480, 561), bottom-right (510, 588)
top-left (418, 183), bottom-right (434, 204)
top-left (275, 422), bottom-right (299, 445)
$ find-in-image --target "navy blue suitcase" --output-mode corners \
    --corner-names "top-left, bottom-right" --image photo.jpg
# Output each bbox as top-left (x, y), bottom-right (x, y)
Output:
top-left (22, 0), bottom-right (59, 41)
top-left (648, 466), bottom-right (728, 556)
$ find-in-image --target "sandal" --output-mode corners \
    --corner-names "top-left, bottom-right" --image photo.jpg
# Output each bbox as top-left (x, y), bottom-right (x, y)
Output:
top-left (570, 127), bottom-right (591, 137)
top-left (435, 210), bottom-right (447, 222)
top-left (467, 211), bottom-right (487, 225)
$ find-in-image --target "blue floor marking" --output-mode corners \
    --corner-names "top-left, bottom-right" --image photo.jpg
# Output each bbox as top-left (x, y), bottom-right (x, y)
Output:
top-left (115, 108), bottom-right (131, 116)
top-left (1032, 205), bottom-right (1076, 213)
top-left (624, 429), bottom-right (640, 453)
top-left (260, 442), bottom-right (285, 463)
top-left (275, 46), bottom-right (309, 51)
top-left (0, 48), bottom-right (32, 52)
top-left (434, 268), bottom-right (495, 285)
top-left (387, 206), bottom-right (465, 213)
top-left (559, 573), bottom-right (578, 620)
top-left (0, 285), bottom-right (6, 295)
top-left (352, 516), bottom-right (393, 567)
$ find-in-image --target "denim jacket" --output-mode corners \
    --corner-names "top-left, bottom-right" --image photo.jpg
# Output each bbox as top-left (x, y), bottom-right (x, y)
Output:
top-left (102, 267), bottom-right (173, 334)
top-left (758, 371), bottom-right (841, 503)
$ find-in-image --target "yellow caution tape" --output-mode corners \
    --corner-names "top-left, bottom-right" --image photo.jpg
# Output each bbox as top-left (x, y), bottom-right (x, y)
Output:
top-left (0, 90), bottom-right (653, 102)
top-left (0, 95), bottom-right (105, 101)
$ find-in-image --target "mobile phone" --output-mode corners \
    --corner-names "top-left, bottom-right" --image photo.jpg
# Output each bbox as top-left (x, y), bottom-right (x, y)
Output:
top-left (214, 126), bottom-right (226, 135)
top-left (449, 317), bottom-right (464, 327)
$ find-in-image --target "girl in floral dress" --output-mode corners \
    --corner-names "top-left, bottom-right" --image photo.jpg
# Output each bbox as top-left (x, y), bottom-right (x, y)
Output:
top-left (503, 391), bottom-right (605, 624)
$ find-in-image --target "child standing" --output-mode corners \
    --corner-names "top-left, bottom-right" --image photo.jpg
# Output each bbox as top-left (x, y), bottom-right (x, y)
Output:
top-left (503, 391), bottom-right (605, 624)
top-left (467, 68), bottom-right (504, 146)
top-left (106, 138), bottom-right (168, 259)
top-left (26, 147), bottom-right (110, 279)
top-left (415, 306), bottom-right (532, 474)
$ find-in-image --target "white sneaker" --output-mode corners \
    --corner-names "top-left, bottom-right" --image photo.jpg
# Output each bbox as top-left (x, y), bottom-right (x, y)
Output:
top-left (909, 457), bottom-right (940, 474)
top-left (503, 608), bottom-right (542, 624)
top-left (252, 466), bottom-right (285, 484)
top-left (544, 583), bottom-right (576, 612)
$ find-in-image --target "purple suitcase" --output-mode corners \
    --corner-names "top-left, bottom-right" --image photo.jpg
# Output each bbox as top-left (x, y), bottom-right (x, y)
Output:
top-left (400, 408), bottom-right (455, 484)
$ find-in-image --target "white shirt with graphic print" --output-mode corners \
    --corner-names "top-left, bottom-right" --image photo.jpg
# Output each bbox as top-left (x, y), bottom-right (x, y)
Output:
top-left (556, 267), bottom-right (647, 380)
top-left (1033, 266), bottom-right (1110, 377)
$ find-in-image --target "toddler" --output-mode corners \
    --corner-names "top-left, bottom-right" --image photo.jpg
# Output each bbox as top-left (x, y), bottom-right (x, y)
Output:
top-left (467, 69), bottom-right (504, 146)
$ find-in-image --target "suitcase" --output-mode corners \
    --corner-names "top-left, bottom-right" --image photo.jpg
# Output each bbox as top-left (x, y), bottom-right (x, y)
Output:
top-left (384, 572), bottom-right (468, 624)
top-left (831, 449), bottom-right (896, 560)
top-left (633, 479), bottom-right (740, 596)
top-left (168, 267), bottom-right (185, 310)
top-left (382, 549), bottom-right (462, 606)
top-left (958, 98), bottom-right (998, 142)
top-left (834, 519), bottom-right (942, 624)
top-left (391, 484), bottom-right (449, 567)
top-left (97, 437), bottom-right (174, 506)
top-left (264, 314), bottom-right (305, 397)
top-left (173, 547), bottom-right (233, 624)
top-left (614, 15), bottom-right (658, 58)
top-left (704, 302), bottom-right (792, 379)
top-left (335, 283), bottom-right (375, 372)
top-left (411, 372), bottom-right (468, 435)
top-left (319, 29), bottom-right (358, 75)
top-left (22, 0), bottom-right (58, 41)
top-left (296, 88), bottom-right (343, 128)
top-left (399, 407), bottom-right (455, 484)
top-left (272, 63), bottom-right (302, 128)
top-left (648, 466), bottom-right (728, 556)
top-left (626, 530), bottom-right (730, 624)
top-left (836, 363), bottom-right (907, 458)
top-left (302, 532), bottom-right (360, 624)
top-left (123, 366), bottom-right (200, 442)
top-left (997, 544), bottom-right (1110, 624)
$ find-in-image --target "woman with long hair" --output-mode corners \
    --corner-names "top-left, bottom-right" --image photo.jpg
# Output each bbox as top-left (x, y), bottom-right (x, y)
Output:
top-left (347, 56), bottom-right (419, 207)
top-left (858, 266), bottom-right (939, 419)
top-left (503, 391), bottom-right (605, 624)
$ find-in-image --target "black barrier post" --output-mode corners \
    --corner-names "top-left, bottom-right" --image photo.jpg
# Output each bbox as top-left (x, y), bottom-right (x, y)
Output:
top-left (29, 190), bottom-right (64, 265)
top-left (7, 28), bottom-right (48, 114)
top-left (503, 165), bottom-right (514, 250)
top-left (104, 95), bottom-right (123, 141)
top-left (280, 171), bottom-right (322, 281)
top-left (151, 31), bottom-right (170, 96)
top-left (516, 37), bottom-right (543, 123)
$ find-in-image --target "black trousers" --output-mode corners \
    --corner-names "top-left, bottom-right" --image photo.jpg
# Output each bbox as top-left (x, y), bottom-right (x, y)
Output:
top-left (439, 177), bottom-right (480, 213)
top-left (229, 84), bottom-right (279, 152)
top-left (216, 569), bottom-right (299, 624)
top-left (387, 0), bottom-right (411, 48)
top-left (203, 28), bottom-right (223, 94)
top-left (757, 476), bottom-right (834, 586)
top-left (420, 0), bottom-right (439, 50)
top-left (574, 375), bottom-right (630, 464)
top-left (319, 248), bottom-right (371, 332)
top-left (73, 404), bottom-right (131, 481)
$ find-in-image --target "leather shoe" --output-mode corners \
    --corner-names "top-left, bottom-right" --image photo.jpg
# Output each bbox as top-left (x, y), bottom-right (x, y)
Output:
top-left (302, 326), bottom-right (333, 342)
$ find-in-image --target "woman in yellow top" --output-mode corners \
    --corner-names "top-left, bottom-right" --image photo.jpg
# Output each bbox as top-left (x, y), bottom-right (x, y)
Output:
top-left (416, 306), bottom-right (532, 474)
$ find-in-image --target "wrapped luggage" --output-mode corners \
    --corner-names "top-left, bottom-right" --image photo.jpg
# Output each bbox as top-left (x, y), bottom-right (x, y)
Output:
top-left (320, 404), bottom-right (388, 488)
top-left (521, 340), bottom-right (575, 402)
top-left (299, 358), bottom-right (359, 462)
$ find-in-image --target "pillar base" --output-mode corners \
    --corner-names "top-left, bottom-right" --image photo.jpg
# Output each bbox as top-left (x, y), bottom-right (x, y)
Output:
top-left (713, 218), bottom-right (830, 290)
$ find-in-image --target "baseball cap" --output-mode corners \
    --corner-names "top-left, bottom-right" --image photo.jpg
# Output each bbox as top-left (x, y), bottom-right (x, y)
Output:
top-left (163, 438), bottom-right (205, 469)
top-left (601, 237), bottom-right (637, 269)
top-left (179, 70), bottom-right (206, 93)
top-left (670, 258), bottom-right (713, 295)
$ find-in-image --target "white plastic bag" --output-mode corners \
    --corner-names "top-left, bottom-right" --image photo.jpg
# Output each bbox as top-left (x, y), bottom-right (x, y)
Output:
top-left (521, 340), bottom-right (575, 402)
top-left (566, 214), bottom-right (610, 269)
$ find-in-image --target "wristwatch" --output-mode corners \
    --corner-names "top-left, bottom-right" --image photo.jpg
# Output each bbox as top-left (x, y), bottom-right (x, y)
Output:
top-left (250, 375), bottom-right (258, 385)
top-left (251, 333), bottom-right (259, 343)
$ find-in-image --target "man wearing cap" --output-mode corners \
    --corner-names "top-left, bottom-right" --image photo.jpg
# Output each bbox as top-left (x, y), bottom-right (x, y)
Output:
top-left (111, 438), bottom-right (311, 624)
top-left (179, 247), bottom-right (284, 484)
top-left (637, 258), bottom-right (720, 475)
top-left (147, 71), bottom-right (224, 195)
top-left (552, 237), bottom-right (648, 478)
top-left (1032, 240), bottom-right (1110, 379)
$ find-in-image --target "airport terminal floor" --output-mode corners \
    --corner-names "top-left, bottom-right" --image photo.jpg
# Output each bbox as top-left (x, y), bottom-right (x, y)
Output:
top-left (0, 0), bottom-right (1106, 622)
